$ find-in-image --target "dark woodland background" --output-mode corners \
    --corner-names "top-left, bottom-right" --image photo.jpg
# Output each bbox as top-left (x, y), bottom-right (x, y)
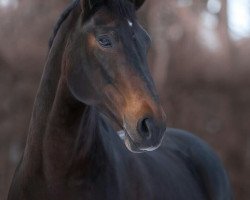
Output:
top-left (0, 0), bottom-right (250, 199)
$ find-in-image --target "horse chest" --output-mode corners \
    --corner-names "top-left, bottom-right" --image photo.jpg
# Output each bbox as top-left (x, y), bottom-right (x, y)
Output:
top-left (69, 177), bottom-right (206, 200)
top-left (69, 158), bottom-right (206, 200)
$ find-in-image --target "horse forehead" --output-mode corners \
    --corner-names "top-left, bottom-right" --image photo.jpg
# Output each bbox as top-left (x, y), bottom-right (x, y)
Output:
top-left (94, 16), bottom-right (134, 29)
top-left (93, 8), bottom-right (135, 27)
top-left (94, 14), bottom-right (114, 25)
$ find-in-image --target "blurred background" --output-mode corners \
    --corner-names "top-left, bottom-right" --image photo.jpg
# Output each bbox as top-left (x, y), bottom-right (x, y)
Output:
top-left (0, 0), bottom-right (249, 199)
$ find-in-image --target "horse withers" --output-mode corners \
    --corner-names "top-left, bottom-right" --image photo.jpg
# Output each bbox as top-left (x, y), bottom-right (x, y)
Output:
top-left (8, 0), bottom-right (232, 199)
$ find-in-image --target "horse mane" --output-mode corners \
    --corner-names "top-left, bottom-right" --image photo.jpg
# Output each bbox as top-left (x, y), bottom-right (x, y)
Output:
top-left (48, 0), bottom-right (136, 49)
top-left (49, 0), bottom-right (80, 48)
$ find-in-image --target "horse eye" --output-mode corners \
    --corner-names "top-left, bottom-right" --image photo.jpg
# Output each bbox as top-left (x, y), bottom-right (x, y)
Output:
top-left (97, 35), bottom-right (113, 48)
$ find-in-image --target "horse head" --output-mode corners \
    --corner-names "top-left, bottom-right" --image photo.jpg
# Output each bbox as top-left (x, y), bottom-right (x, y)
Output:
top-left (66, 0), bottom-right (166, 153)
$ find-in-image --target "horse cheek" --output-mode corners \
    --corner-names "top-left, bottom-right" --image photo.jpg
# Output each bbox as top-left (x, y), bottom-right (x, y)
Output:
top-left (68, 64), bottom-right (99, 105)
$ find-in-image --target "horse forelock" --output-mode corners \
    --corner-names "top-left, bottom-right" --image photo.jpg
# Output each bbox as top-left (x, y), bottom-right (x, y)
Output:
top-left (106, 0), bottom-right (136, 20)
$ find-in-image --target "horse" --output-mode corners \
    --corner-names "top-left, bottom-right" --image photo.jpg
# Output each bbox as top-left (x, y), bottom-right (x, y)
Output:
top-left (8, 0), bottom-right (232, 199)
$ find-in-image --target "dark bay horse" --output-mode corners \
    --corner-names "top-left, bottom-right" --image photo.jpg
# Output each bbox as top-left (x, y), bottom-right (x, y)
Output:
top-left (8, 0), bottom-right (232, 199)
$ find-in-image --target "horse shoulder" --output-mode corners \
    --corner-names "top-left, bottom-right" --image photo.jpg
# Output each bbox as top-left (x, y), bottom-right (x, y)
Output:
top-left (164, 128), bottom-right (233, 200)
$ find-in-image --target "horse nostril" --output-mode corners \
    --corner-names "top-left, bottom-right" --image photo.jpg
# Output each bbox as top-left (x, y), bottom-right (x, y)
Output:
top-left (138, 118), bottom-right (152, 140)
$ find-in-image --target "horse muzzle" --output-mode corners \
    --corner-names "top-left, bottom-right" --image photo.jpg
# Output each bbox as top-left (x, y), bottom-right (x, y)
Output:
top-left (120, 115), bottom-right (166, 153)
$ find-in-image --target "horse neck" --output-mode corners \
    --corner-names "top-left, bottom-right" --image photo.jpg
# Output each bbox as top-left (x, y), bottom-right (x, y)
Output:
top-left (22, 13), bottom-right (111, 189)
top-left (22, 9), bottom-right (76, 168)
top-left (42, 77), bottom-right (120, 197)
top-left (21, 5), bottom-right (97, 169)
top-left (42, 77), bottom-right (87, 182)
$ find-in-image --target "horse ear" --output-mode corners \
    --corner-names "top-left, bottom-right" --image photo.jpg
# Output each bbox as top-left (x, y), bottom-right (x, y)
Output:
top-left (129, 0), bottom-right (146, 10)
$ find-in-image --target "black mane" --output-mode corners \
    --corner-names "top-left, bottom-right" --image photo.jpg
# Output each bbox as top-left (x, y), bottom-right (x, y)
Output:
top-left (49, 0), bottom-right (80, 49)
top-left (48, 0), bottom-right (135, 49)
